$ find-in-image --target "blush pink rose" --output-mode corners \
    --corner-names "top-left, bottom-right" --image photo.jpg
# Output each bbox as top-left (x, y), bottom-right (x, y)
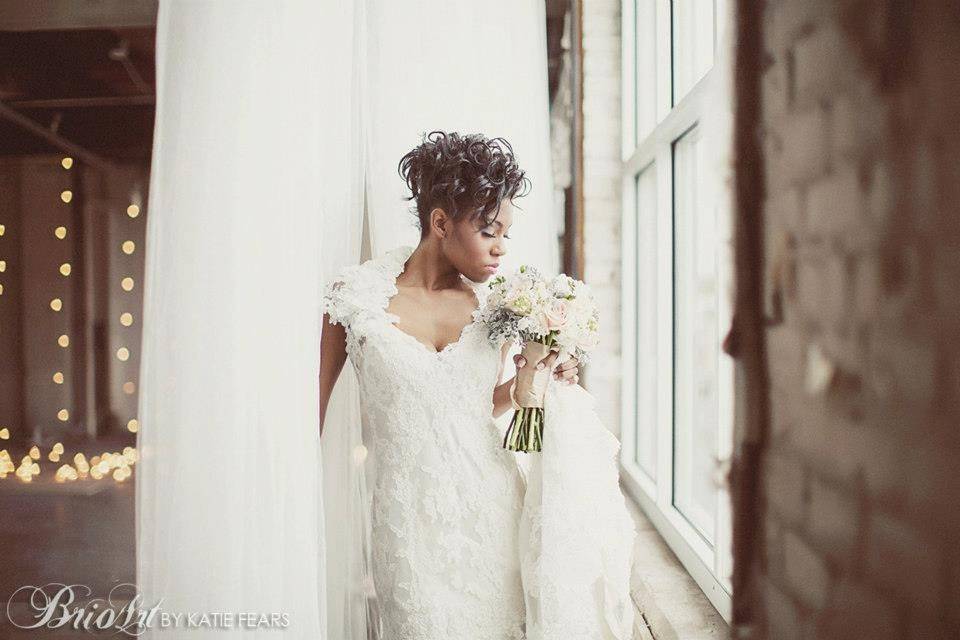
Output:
top-left (544, 299), bottom-right (569, 330)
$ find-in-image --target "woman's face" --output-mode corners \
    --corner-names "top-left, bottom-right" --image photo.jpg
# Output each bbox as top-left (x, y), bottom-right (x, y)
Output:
top-left (444, 200), bottom-right (514, 283)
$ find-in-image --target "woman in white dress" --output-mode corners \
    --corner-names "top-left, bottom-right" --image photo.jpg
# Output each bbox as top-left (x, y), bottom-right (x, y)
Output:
top-left (319, 131), bottom-right (581, 639)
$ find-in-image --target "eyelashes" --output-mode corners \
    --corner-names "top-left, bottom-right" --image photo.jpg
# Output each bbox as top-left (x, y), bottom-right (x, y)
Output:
top-left (482, 232), bottom-right (511, 239)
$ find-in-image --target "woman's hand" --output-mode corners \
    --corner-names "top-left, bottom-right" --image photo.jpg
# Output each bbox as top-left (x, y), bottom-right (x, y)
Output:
top-left (512, 350), bottom-right (579, 386)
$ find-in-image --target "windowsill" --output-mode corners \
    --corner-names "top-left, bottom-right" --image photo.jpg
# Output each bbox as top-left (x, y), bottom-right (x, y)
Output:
top-left (622, 489), bottom-right (729, 639)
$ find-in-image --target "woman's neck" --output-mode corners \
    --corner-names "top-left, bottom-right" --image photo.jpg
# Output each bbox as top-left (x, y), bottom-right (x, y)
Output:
top-left (399, 240), bottom-right (464, 292)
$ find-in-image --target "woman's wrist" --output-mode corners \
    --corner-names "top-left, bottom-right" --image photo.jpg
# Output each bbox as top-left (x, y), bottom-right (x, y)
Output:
top-left (492, 374), bottom-right (518, 419)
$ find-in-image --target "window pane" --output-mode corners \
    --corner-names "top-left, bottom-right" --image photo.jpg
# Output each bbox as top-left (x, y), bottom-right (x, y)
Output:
top-left (634, 164), bottom-right (658, 481)
top-left (672, 125), bottom-right (718, 545)
top-left (634, 0), bottom-right (657, 144)
top-left (671, 0), bottom-right (715, 104)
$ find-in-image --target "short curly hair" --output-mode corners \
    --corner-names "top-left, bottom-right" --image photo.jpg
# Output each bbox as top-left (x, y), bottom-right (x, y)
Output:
top-left (397, 130), bottom-right (531, 235)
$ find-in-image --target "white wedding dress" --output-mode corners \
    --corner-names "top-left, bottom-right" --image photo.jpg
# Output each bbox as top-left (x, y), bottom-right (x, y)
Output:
top-left (322, 243), bottom-right (636, 640)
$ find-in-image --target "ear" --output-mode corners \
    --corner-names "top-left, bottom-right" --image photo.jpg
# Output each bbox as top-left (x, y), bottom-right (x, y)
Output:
top-left (429, 207), bottom-right (448, 239)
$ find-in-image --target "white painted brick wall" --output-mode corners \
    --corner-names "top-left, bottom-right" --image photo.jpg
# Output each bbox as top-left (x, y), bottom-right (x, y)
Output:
top-left (582, 0), bottom-right (623, 436)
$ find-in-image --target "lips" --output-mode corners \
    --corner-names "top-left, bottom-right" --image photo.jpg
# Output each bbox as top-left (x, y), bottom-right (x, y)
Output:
top-left (485, 264), bottom-right (499, 272)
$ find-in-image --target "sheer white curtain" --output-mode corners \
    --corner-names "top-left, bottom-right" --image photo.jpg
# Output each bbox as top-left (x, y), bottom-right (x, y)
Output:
top-left (139, 1), bottom-right (557, 638)
top-left (137, 1), bottom-right (356, 637)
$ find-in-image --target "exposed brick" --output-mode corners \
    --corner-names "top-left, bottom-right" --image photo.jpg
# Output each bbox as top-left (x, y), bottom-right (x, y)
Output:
top-left (765, 187), bottom-right (803, 234)
top-left (949, 549), bottom-right (960, 627)
top-left (807, 476), bottom-right (859, 562)
top-left (852, 255), bottom-right (880, 319)
top-left (767, 326), bottom-right (805, 398)
top-left (792, 24), bottom-right (858, 106)
top-left (806, 166), bottom-right (864, 239)
top-left (867, 331), bottom-right (937, 411)
top-left (865, 511), bottom-right (943, 618)
top-left (791, 401), bottom-right (907, 502)
top-left (765, 452), bottom-right (807, 525)
top-left (832, 88), bottom-right (888, 164)
top-left (763, 0), bottom-right (832, 51)
top-left (902, 434), bottom-right (960, 537)
top-left (762, 57), bottom-right (791, 124)
top-left (750, 2), bottom-right (960, 638)
top-left (579, 0), bottom-right (622, 466)
top-left (765, 514), bottom-right (785, 575)
top-left (796, 253), bottom-right (848, 326)
top-left (778, 106), bottom-right (831, 187)
top-left (763, 581), bottom-right (803, 640)
top-left (783, 530), bottom-right (831, 610)
top-left (817, 577), bottom-right (903, 640)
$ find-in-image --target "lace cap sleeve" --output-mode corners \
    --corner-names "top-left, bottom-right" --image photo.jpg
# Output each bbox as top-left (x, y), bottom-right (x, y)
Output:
top-left (321, 264), bottom-right (366, 328)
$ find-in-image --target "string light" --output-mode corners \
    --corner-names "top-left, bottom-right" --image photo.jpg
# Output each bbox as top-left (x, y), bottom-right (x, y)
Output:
top-left (0, 162), bottom-right (145, 486)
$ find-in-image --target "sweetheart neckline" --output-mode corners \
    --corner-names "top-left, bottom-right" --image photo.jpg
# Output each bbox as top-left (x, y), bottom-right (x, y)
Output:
top-left (383, 313), bottom-right (477, 356)
top-left (381, 244), bottom-right (484, 357)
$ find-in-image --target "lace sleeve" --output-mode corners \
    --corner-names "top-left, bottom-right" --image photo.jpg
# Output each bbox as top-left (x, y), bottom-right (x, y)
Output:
top-left (321, 264), bottom-right (364, 328)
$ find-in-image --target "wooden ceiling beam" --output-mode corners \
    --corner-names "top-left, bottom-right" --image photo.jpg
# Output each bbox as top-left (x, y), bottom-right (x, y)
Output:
top-left (0, 0), bottom-right (157, 31)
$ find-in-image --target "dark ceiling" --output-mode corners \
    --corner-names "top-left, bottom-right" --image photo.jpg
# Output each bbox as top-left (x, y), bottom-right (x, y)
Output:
top-left (0, 27), bottom-right (157, 160)
top-left (0, 0), bottom-right (570, 163)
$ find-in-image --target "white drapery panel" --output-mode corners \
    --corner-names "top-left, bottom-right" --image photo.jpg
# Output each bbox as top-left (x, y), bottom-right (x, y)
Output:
top-left (139, 1), bottom-right (559, 638)
top-left (137, 2), bottom-right (333, 637)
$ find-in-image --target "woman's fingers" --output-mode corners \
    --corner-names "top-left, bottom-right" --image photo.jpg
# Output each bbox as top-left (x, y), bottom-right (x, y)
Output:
top-left (535, 350), bottom-right (558, 371)
top-left (554, 367), bottom-right (578, 382)
top-left (516, 351), bottom-right (579, 385)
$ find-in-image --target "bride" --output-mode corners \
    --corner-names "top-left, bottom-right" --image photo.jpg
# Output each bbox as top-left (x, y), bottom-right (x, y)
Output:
top-left (319, 131), bottom-right (635, 640)
top-left (320, 131), bottom-right (580, 639)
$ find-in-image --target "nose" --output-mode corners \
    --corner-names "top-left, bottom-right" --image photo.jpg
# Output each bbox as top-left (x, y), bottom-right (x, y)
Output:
top-left (492, 238), bottom-right (506, 256)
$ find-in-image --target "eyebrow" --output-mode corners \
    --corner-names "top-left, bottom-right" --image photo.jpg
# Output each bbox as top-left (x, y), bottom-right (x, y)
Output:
top-left (489, 220), bottom-right (512, 228)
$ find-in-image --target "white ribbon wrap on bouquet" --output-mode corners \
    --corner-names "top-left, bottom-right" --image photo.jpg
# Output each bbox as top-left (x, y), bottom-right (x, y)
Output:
top-left (512, 341), bottom-right (555, 409)
top-left (519, 379), bottom-right (638, 640)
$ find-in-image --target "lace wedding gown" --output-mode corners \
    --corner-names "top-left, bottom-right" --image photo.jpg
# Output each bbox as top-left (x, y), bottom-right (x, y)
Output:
top-left (322, 243), bottom-right (636, 640)
top-left (323, 244), bottom-right (527, 639)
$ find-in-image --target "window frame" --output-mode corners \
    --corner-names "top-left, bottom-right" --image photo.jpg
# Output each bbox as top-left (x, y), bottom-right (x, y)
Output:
top-left (618, 0), bottom-right (733, 622)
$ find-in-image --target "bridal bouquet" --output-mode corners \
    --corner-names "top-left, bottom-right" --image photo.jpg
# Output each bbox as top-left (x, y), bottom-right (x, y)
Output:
top-left (477, 265), bottom-right (600, 452)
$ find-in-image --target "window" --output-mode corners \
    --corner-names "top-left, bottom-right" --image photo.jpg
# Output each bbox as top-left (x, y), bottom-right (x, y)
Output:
top-left (620, 0), bottom-right (733, 620)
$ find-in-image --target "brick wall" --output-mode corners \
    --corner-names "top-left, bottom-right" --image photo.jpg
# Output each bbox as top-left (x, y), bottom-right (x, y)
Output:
top-left (581, 0), bottom-right (623, 435)
top-left (740, 1), bottom-right (960, 637)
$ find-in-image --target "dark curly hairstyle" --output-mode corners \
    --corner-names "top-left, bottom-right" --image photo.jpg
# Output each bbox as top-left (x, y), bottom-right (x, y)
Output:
top-left (397, 130), bottom-right (531, 236)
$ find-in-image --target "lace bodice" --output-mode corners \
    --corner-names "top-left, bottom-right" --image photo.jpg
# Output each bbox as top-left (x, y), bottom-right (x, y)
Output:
top-left (321, 244), bottom-right (528, 639)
